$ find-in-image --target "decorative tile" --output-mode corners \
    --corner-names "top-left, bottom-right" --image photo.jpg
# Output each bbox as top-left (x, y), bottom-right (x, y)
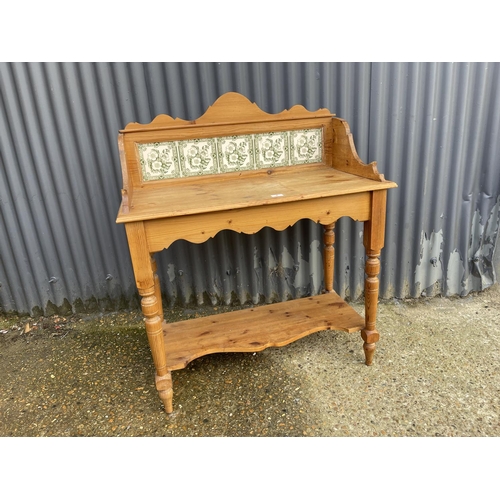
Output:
top-left (137, 128), bottom-right (323, 181)
top-left (290, 128), bottom-right (323, 165)
top-left (218, 135), bottom-right (254, 172)
top-left (178, 139), bottom-right (217, 177)
top-left (138, 142), bottom-right (180, 181)
top-left (255, 132), bottom-right (289, 168)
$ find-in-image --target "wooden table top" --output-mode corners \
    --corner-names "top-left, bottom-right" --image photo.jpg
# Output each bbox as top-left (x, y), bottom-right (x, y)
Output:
top-left (116, 164), bottom-right (397, 223)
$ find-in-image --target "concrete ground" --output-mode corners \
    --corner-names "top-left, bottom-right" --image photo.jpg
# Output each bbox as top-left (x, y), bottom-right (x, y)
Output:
top-left (1, 284), bottom-right (499, 437)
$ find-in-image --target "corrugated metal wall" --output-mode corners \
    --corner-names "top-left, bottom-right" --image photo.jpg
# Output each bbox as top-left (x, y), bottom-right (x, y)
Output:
top-left (1, 62), bottom-right (499, 315)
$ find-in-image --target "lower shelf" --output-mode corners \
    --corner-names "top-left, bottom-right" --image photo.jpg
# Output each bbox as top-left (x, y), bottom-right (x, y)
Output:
top-left (163, 292), bottom-right (365, 370)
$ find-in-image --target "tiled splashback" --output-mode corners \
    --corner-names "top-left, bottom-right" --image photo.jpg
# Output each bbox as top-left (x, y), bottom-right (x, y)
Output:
top-left (137, 128), bottom-right (323, 181)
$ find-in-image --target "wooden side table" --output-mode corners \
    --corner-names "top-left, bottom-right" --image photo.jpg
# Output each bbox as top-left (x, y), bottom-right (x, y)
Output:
top-left (116, 92), bottom-right (397, 413)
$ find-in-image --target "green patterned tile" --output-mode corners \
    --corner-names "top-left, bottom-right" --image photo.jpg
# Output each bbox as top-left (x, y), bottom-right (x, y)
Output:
top-left (138, 142), bottom-right (180, 181)
top-left (255, 132), bottom-right (289, 168)
top-left (218, 135), bottom-right (254, 172)
top-left (178, 139), bottom-right (218, 177)
top-left (138, 127), bottom-right (323, 181)
top-left (290, 128), bottom-right (323, 165)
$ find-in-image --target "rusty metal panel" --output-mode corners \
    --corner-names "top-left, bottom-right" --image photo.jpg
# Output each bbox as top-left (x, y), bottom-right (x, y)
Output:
top-left (1, 62), bottom-right (499, 314)
top-left (369, 62), bottom-right (500, 298)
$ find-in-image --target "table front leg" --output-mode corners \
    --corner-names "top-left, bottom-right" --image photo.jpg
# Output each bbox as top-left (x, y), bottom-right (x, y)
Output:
top-left (361, 249), bottom-right (381, 365)
top-left (361, 191), bottom-right (387, 366)
top-left (126, 222), bottom-right (173, 413)
top-left (140, 284), bottom-right (172, 413)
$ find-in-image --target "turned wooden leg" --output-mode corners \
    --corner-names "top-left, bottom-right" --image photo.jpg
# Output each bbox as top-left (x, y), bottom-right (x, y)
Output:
top-left (126, 222), bottom-right (173, 414)
top-left (140, 285), bottom-right (173, 413)
top-left (323, 222), bottom-right (335, 293)
top-left (361, 250), bottom-right (381, 365)
top-left (361, 191), bottom-right (387, 366)
top-left (155, 372), bottom-right (173, 414)
top-left (150, 257), bottom-right (171, 411)
top-left (151, 256), bottom-right (164, 323)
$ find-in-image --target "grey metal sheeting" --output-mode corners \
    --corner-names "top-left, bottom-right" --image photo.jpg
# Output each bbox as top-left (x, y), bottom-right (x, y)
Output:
top-left (1, 62), bottom-right (499, 314)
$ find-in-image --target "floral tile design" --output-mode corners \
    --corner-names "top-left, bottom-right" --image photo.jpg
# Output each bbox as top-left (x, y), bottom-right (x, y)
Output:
top-left (218, 135), bottom-right (254, 172)
top-left (138, 142), bottom-right (180, 181)
top-left (290, 128), bottom-right (323, 165)
top-left (137, 128), bottom-right (323, 181)
top-left (178, 139), bottom-right (217, 177)
top-left (255, 132), bottom-right (289, 168)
